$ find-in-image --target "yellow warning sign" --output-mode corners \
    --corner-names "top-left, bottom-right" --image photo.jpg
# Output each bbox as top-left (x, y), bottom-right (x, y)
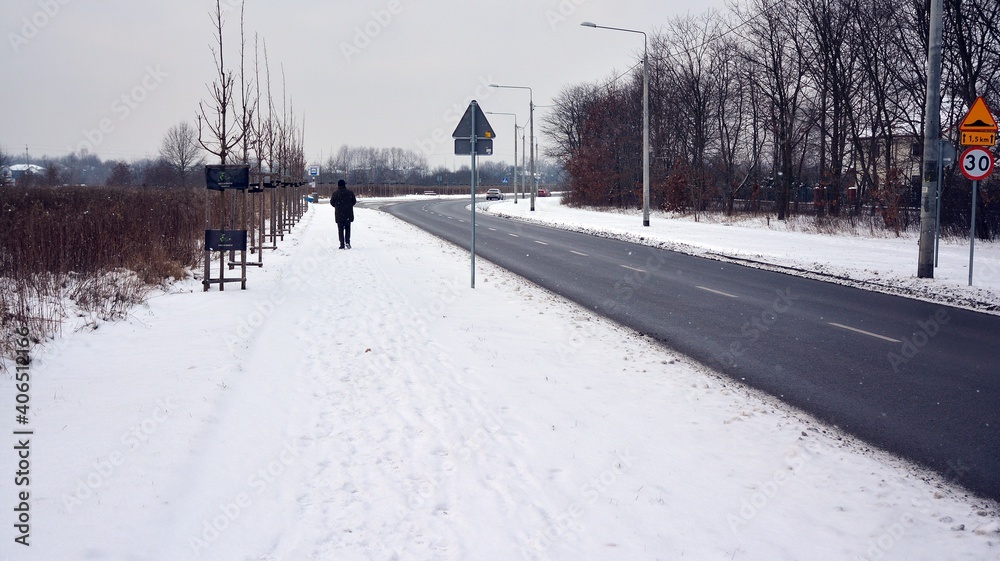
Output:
top-left (959, 96), bottom-right (998, 132)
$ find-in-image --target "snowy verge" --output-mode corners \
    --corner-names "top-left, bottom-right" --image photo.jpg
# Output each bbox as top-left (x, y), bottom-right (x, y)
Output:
top-left (482, 196), bottom-right (1000, 314)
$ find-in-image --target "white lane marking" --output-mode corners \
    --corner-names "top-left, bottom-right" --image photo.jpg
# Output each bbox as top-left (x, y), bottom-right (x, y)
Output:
top-left (509, 233), bottom-right (519, 237)
top-left (621, 265), bottom-right (645, 273)
top-left (828, 322), bottom-right (901, 343)
top-left (570, 250), bottom-right (588, 257)
top-left (534, 240), bottom-right (548, 245)
top-left (696, 286), bottom-right (738, 298)
top-left (488, 227), bottom-right (497, 231)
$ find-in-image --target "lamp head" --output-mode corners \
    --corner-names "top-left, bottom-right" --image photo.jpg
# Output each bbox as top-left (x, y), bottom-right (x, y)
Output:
top-left (580, 21), bottom-right (597, 28)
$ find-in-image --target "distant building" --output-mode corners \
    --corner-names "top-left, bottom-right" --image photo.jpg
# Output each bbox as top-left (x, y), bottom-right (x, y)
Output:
top-left (6, 163), bottom-right (45, 182)
top-left (852, 134), bottom-right (922, 188)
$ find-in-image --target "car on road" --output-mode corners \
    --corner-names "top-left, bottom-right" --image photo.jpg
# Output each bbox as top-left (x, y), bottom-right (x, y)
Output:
top-left (486, 188), bottom-right (504, 200)
top-left (537, 188), bottom-right (551, 197)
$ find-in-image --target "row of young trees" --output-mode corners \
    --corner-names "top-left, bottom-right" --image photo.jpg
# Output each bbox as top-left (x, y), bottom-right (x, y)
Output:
top-left (545, 0), bottom-right (1000, 236)
top-left (197, 0), bottom-right (305, 182)
top-left (2, 1), bottom-right (292, 190)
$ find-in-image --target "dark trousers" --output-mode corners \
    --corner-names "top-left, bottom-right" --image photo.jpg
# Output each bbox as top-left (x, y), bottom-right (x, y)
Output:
top-left (337, 221), bottom-right (351, 246)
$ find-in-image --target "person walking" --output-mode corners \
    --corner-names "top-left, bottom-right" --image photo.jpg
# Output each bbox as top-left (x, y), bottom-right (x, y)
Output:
top-left (330, 179), bottom-right (357, 249)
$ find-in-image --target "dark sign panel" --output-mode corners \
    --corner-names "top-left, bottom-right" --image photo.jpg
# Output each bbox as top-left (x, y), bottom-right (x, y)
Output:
top-left (454, 138), bottom-right (494, 156)
top-left (451, 101), bottom-right (497, 140)
top-left (205, 165), bottom-right (251, 191)
top-left (205, 229), bottom-right (248, 251)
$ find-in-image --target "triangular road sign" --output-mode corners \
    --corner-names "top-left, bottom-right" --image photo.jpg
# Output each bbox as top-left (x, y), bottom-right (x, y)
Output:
top-left (959, 96), bottom-right (998, 132)
top-left (452, 101), bottom-right (496, 140)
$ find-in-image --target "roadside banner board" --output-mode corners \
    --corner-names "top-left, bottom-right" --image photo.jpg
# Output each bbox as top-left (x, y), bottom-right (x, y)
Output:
top-left (205, 165), bottom-right (250, 190)
top-left (205, 229), bottom-right (248, 251)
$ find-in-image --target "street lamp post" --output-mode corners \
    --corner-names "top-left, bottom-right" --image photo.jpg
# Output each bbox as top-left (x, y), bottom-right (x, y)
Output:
top-left (490, 83), bottom-right (537, 211)
top-left (581, 21), bottom-right (650, 226)
top-left (520, 124), bottom-right (526, 200)
top-left (486, 111), bottom-right (520, 203)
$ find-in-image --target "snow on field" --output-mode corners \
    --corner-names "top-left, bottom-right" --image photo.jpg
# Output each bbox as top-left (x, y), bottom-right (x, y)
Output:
top-left (485, 194), bottom-right (1000, 312)
top-left (2, 202), bottom-right (999, 561)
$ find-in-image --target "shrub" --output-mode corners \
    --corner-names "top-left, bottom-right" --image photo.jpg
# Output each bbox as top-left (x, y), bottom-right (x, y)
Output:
top-left (0, 185), bottom-right (205, 365)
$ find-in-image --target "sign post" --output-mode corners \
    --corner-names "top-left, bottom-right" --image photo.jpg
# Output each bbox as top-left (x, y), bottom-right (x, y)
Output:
top-left (203, 165), bottom-right (251, 291)
top-left (956, 97), bottom-right (998, 286)
top-left (959, 146), bottom-right (994, 285)
top-left (934, 140), bottom-right (956, 267)
top-left (452, 100), bottom-right (496, 288)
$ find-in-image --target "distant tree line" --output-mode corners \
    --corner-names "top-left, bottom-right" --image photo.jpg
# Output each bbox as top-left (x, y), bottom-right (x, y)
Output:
top-left (0, 137), bottom-right (565, 191)
top-left (545, 0), bottom-right (1000, 238)
top-left (1, 121), bottom-right (205, 189)
top-left (318, 144), bottom-right (563, 188)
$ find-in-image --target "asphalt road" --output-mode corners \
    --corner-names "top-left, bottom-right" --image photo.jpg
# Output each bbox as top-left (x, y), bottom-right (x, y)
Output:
top-left (379, 197), bottom-right (1000, 502)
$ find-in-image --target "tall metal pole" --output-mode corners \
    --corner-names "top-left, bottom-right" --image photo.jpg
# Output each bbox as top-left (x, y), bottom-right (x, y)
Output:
top-left (934, 140), bottom-right (944, 267)
top-left (489, 84), bottom-right (535, 209)
top-left (487, 112), bottom-right (519, 203)
top-left (529, 94), bottom-right (536, 211)
top-left (521, 126), bottom-right (527, 201)
top-left (969, 179), bottom-right (978, 285)
top-left (513, 123), bottom-right (518, 203)
top-left (581, 22), bottom-right (650, 226)
top-left (917, 0), bottom-right (944, 278)
top-left (470, 101), bottom-right (478, 289)
top-left (642, 37), bottom-right (650, 226)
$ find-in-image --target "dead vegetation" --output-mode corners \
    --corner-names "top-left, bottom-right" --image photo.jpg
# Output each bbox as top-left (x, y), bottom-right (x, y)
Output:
top-left (1, 185), bottom-right (204, 365)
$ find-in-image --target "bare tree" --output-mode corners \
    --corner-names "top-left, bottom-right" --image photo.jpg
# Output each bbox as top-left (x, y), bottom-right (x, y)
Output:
top-left (106, 162), bottom-right (135, 187)
top-left (159, 122), bottom-right (205, 187)
top-left (659, 12), bottom-right (726, 216)
top-left (197, 0), bottom-right (244, 165)
top-left (737, 0), bottom-right (810, 220)
top-left (0, 145), bottom-right (10, 186)
top-left (800, 0), bottom-right (858, 214)
top-left (543, 83), bottom-right (599, 163)
top-left (235, 1), bottom-right (257, 165)
top-left (944, 0), bottom-right (1000, 109)
top-left (714, 33), bottom-right (767, 215)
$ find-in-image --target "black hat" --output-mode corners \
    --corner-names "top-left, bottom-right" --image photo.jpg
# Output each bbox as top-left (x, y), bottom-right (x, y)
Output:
top-left (338, 179), bottom-right (346, 188)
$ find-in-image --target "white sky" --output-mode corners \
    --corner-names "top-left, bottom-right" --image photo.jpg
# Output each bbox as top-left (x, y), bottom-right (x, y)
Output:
top-left (1, 0), bottom-right (727, 171)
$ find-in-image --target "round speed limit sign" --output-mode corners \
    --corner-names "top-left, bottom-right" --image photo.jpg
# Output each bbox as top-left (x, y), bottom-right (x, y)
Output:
top-left (960, 146), bottom-right (994, 181)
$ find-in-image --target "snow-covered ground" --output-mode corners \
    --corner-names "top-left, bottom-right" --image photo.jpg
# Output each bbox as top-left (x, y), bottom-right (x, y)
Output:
top-left (485, 194), bottom-right (1000, 312)
top-left (2, 200), bottom-right (998, 561)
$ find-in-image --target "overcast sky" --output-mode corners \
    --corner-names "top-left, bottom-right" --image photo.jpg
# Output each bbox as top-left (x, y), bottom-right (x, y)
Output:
top-left (2, 0), bottom-right (728, 171)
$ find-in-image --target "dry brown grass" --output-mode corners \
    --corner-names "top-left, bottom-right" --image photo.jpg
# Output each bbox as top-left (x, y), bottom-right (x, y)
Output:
top-left (1, 186), bottom-right (205, 364)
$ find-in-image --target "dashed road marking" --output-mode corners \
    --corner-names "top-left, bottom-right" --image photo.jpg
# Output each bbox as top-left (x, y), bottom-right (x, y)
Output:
top-left (828, 322), bottom-right (901, 343)
top-left (621, 265), bottom-right (645, 273)
top-left (570, 250), bottom-right (588, 257)
top-left (696, 286), bottom-right (738, 298)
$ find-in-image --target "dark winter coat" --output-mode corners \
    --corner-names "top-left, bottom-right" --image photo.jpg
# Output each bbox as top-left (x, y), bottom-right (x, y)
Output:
top-left (330, 186), bottom-right (357, 223)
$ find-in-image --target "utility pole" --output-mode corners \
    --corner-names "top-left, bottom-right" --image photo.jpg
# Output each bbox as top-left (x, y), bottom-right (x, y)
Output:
top-left (917, 0), bottom-right (944, 278)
